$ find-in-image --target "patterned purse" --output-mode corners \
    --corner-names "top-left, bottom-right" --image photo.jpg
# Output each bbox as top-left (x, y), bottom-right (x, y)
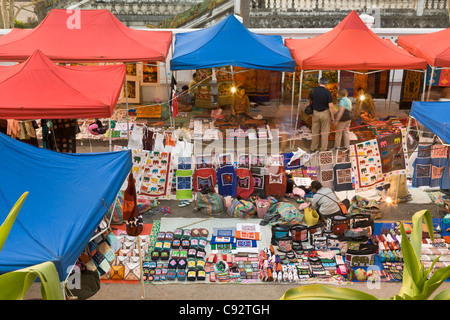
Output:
top-left (124, 262), bottom-right (141, 281)
top-left (110, 265), bottom-right (125, 280)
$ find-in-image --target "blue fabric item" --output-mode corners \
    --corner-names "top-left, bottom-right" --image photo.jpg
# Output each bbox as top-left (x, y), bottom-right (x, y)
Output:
top-left (170, 14), bottom-right (295, 72)
top-left (411, 101), bottom-right (450, 144)
top-left (0, 132), bottom-right (132, 280)
top-left (217, 165), bottom-right (237, 198)
top-left (431, 157), bottom-right (448, 188)
top-left (412, 157), bottom-right (432, 187)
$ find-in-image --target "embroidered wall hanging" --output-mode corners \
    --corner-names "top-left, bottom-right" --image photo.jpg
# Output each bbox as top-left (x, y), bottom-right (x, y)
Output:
top-left (176, 170), bottom-right (193, 200)
top-left (139, 151), bottom-right (173, 200)
top-left (251, 167), bottom-right (266, 198)
top-left (235, 168), bottom-right (254, 199)
top-left (193, 168), bottom-right (217, 192)
top-left (431, 144), bottom-right (449, 188)
top-left (217, 165), bottom-right (237, 197)
top-left (412, 144), bottom-right (432, 187)
top-left (376, 130), bottom-right (407, 175)
top-left (350, 139), bottom-right (385, 190)
top-left (333, 148), bottom-right (353, 191)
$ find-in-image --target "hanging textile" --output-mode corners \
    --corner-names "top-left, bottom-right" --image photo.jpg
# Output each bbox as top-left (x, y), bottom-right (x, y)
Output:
top-left (193, 168), bottom-right (217, 192)
top-left (176, 169), bottom-right (193, 200)
top-left (251, 167), bottom-right (266, 198)
top-left (318, 150), bottom-right (335, 190)
top-left (217, 165), bottom-right (237, 198)
top-left (350, 138), bottom-right (385, 190)
top-left (264, 165), bottom-right (287, 197)
top-left (235, 167), bottom-right (254, 200)
top-left (431, 144), bottom-right (448, 188)
top-left (333, 148), bottom-right (353, 192)
top-left (412, 144), bottom-right (432, 188)
top-left (376, 130), bottom-right (407, 175)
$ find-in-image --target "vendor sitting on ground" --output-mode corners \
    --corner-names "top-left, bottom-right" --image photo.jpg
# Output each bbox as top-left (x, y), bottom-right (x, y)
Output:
top-left (310, 180), bottom-right (341, 222)
top-left (232, 85), bottom-right (251, 116)
top-left (354, 87), bottom-right (378, 119)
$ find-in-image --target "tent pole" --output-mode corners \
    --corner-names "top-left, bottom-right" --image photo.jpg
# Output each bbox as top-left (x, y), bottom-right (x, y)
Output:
top-left (427, 66), bottom-right (435, 101)
top-left (291, 71), bottom-right (295, 130)
top-left (164, 62), bottom-right (173, 129)
top-left (292, 69), bottom-right (304, 150)
top-left (388, 69), bottom-right (395, 111)
top-left (109, 118), bottom-right (112, 152)
top-left (422, 68), bottom-right (428, 101)
top-left (137, 236), bottom-right (145, 299)
top-left (125, 75), bottom-right (130, 141)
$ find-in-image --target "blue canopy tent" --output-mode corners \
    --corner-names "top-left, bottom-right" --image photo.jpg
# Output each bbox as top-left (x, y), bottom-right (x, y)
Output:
top-left (0, 132), bottom-right (132, 281)
top-left (170, 14), bottom-right (295, 72)
top-left (410, 101), bottom-right (450, 145)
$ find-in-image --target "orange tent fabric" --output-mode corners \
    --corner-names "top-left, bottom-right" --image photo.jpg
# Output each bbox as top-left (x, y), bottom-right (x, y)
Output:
top-left (0, 9), bottom-right (172, 63)
top-left (284, 10), bottom-right (427, 71)
top-left (398, 28), bottom-right (450, 67)
top-left (0, 50), bottom-right (126, 119)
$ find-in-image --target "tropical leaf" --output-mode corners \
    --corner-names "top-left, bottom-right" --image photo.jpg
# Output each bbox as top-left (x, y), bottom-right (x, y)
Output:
top-left (0, 262), bottom-right (64, 300)
top-left (433, 289), bottom-right (450, 300)
top-left (0, 192), bottom-right (64, 300)
top-left (0, 192), bottom-right (28, 252)
top-left (280, 284), bottom-right (378, 300)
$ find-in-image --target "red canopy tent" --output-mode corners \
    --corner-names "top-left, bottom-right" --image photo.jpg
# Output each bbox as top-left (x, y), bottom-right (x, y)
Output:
top-left (0, 9), bottom-right (172, 63)
top-left (284, 10), bottom-right (427, 71)
top-left (284, 10), bottom-right (427, 137)
top-left (398, 28), bottom-right (450, 68)
top-left (398, 28), bottom-right (450, 100)
top-left (0, 50), bottom-right (126, 119)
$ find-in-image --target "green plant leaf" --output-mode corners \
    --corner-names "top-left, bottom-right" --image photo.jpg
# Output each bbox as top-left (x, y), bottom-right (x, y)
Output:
top-left (280, 284), bottom-right (378, 300)
top-left (413, 266), bottom-right (450, 300)
top-left (433, 289), bottom-right (450, 300)
top-left (399, 222), bottom-right (422, 297)
top-left (0, 192), bottom-right (28, 252)
top-left (0, 262), bottom-right (64, 300)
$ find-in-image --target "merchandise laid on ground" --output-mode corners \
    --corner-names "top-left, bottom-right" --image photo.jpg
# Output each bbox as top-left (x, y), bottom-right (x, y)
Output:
top-left (77, 121), bottom-right (450, 286)
top-left (91, 214), bottom-right (450, 285)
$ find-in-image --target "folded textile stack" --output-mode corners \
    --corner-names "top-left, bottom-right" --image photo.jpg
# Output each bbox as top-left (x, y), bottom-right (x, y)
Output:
top-left (235, 223), bottom-right (261, 254)
top-left (210, 227), bottom-right (236, 252)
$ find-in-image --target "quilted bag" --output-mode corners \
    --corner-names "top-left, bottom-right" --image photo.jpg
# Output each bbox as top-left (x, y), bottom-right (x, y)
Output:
top-left (194, 192), bottom-right (226, 216)
top-left (227, 198), bottom-right (257, 218)
top-left (110, 265), bottom-right (125, 280)
top-left (124, 262), bottom-right (141, 281)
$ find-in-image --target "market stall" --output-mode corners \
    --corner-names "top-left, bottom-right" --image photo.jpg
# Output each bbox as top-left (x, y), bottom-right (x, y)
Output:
top-left (0, 9), bottom-right (174, 142)
top-left (170, 14), bottom-right (295, 138)
top-left (0, 131), bottom-right (132, 281)
top-left (398, 28), bottom-right (450, 101)
top-left (284, 10), bottom-right (428, 139)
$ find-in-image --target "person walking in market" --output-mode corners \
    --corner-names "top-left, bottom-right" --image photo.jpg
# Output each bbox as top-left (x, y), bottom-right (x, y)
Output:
top-left (333, 88), bottom-right (352, 149)
top-left (309, 77), bottom-right (335, 152)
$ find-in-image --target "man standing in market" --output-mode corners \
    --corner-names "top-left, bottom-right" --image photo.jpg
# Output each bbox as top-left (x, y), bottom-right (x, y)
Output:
top-left (309, 77), bottom-right (335, 152)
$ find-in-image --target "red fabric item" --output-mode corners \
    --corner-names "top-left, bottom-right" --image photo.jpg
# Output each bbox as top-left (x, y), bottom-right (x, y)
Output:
top-left (0, 9), bottom-right (172, 63)
top-left (122, 172), bottom-right (140, 221)
top-left (398, 28), bottom-right (450, 67)
top-left (235, 168), bottom-right (254, 200)
top-left (172, 89), bottom-right (179, 118)
top-left (0, 50), bottom-right (125, 119)
top-left (193, 168), bottom-right (217, 192)
top-left (265, 165), bottom-right (287, 197)
top-left (284, 10), bottom-right (427, 71)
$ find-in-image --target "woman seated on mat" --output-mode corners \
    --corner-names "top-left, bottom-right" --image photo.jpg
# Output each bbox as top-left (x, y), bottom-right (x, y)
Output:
top-left (232, 85), bottom-right (251, 116)
top-left (310, 180), bottom-right (341, 222)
